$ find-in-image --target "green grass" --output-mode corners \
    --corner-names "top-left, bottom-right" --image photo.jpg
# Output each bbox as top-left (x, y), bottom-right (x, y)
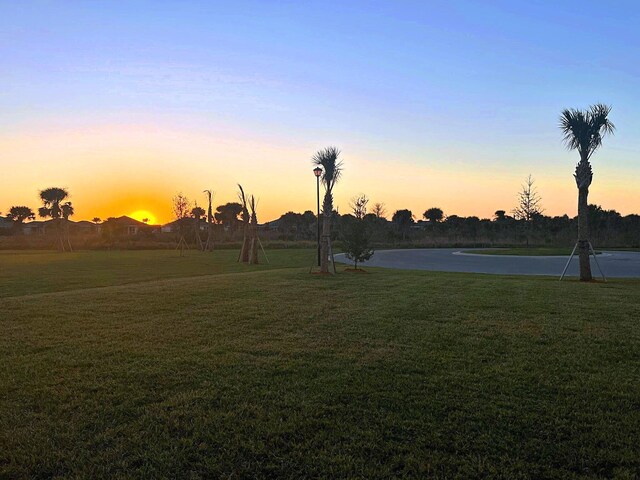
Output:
top-left (2, 250), bottom-right (640, 478)
top-left (462, 247), bottom-right (603, 256)
top-left (0, 249), bottom-right (313, 298)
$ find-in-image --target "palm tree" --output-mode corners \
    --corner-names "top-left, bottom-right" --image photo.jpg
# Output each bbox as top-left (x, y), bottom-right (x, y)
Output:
top-left (312, 147), bottom-right (343, 273)
top-left (7, 206), bottom-right (35, 224)
top-left (39, 187), bottom-right (72, 251)
top-left (559, 104), bottom-right (615, 281)
top-left (238, 184), bottom-right (250, 262)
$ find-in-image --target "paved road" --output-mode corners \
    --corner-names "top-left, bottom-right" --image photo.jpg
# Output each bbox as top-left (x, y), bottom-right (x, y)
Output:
top-left (335, 249), bottom-right (640, 278)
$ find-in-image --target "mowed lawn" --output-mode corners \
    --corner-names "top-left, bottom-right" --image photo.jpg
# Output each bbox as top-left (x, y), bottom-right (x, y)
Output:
top-left (1, 250), bottom-right (640, 479)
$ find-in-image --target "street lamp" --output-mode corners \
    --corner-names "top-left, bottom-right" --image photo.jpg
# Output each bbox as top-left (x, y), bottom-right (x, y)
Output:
top-left (313, 166), bottom-right (323, 266)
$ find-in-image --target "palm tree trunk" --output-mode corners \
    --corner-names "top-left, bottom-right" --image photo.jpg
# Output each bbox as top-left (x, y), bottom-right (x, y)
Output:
top-left (320, 212), bottom-right (331, 273)
top-left (577, 186), bottom-right (592, 281)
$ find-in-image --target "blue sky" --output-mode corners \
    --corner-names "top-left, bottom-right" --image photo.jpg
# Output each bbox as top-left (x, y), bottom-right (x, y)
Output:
top-left (1, 1), bottom-right (638, 221)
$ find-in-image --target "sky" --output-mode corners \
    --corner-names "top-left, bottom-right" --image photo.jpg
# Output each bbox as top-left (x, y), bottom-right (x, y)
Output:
top-left (1, 0), bottom-right (639, 224)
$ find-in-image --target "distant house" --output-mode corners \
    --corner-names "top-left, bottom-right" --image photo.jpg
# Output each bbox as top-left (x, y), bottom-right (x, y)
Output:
top-left (22, 220), bottom-right (50, 235)
top-left (73, 220), bottom-right (99, 234)
top-left (162, 218), bottom-right (207, 233)
top-left (102, 216), bottom-right (150, 235)
top-left (0, 216), bottom-right (13, 231)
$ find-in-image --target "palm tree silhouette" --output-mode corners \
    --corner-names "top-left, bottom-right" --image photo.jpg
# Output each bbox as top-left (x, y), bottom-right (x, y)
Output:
top-left (39, 187), bottom-right (72, 251)
top-left (312, 147), bottom-right (343, 273)
top-left (559, 104), bottom-right (615, 281)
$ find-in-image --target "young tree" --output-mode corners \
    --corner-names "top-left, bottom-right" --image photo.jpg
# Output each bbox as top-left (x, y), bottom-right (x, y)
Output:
top-left (392, 209), bottom-right (414, 240)
top-left (423, 207), bottom-right (444, 223)
top-left (172, 193), bottom-right (191, 255)
top-left (343, 194), bottom-right (373, 269)
top-left (560, 104), bottom-right (615, 281)
top-left (39, 187), bottom-right (72, 251)
top-left (512, 175), bottom-right (543, 247)
top-left (92, 217), bottom-right (101, 224)
top-left (312, 147), bottom-right (343, 273)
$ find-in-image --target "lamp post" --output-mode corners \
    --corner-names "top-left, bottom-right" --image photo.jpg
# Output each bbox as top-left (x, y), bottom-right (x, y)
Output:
top-left (313, 166), bottom-right (323, 266)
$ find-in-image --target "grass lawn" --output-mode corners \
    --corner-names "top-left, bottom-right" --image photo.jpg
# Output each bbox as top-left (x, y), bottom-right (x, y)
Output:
top-left (462, 247), bottom-right (603, 256)
top-left (2, 249), bottom-right (640, 478)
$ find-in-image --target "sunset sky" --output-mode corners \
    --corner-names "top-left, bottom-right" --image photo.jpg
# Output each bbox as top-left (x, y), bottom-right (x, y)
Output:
top-left (1, 1), bottom-right (639, 224)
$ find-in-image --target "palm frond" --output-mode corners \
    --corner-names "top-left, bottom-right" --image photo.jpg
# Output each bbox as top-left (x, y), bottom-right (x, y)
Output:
top-left (312, 146), bottom-right (343, 190)
top-left (559, 104), bottom-right (614, 158)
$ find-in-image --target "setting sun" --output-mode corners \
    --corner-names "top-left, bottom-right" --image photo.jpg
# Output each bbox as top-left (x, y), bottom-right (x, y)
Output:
top-left (129, 210), bottom-right (157, 225)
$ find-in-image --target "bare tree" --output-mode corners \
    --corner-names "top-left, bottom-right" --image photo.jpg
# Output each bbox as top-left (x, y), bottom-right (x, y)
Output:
top-left (372, 202), bottom-right (386, 219)
top-left (350, 194), bottom-right (369, 220)
top-left (512, 175), bottom-right (543, 247)
top-left (513, 175), bottom-right (543, 222)
top-left (172, 193), bottom-right (191, 256)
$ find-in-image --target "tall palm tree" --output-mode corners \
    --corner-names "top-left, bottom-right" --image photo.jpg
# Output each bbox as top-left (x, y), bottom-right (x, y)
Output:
top-left (312, 147), bottom-right (343, 273)
top-left (559, 104), bottom-right (615, 281)
top-left (39, 187), bottom-right (72, 251)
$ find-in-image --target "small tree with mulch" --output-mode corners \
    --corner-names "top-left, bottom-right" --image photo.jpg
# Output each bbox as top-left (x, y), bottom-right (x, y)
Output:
top-left (343, 194), bottom-right (374, 270)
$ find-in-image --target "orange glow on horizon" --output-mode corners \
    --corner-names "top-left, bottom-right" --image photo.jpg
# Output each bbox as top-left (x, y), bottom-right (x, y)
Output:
top-left (129, 210), bottom-right (158, 225)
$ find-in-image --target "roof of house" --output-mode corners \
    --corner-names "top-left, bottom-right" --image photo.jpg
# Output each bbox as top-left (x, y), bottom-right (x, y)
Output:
top-left (104, 216), bottom-right (149, 227)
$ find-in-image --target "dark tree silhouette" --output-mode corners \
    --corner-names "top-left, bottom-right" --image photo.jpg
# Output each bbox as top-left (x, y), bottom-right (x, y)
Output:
top-left (238, 185), bottom-right (251, 263)
top-left (312, 147), bottom-right (343, 273)
top-left (39, 187), bottom-right (72, 251)
top-left (214, 202), bottom-right (243, 231)
top-left (560, 104), bottom-right (615, 281)
top-left (423, 207), bottom-right (444, 223)
top-left (191, 205), bottom-right (206, 250)
top-left (6, 206), bottom-right (35, 226)
top-left (392, 209), bottom-right (414, 240)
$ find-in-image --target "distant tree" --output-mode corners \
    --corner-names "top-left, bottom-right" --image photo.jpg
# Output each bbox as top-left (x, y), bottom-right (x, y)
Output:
top-left (39, 187), bottom-right (72, 251)
top-left (494, 210), bottom-right (506, 221)
top-left (92, 217), bottom-right (101, 224)
top-left (423, 207), bottom-right (444, 223)
top-left (512, 175), bottom-right (543, 223)
top-left (560, 103), bottom-right (615, 281)
top-left (190, 204), bottom-right (206, 250)
top-left (142, 217), bottom-right (149, 224)
top-left (350, 194), bottom-right (369, 220)
top-left (372, 202), bottom-right (387, 219)
top-left (392, 209), bottom-right (414, 240)
top-left (512, 175), bottom-right (544, 247)
top-left (215, 202), bottom-right (243, 231)
top-left (312, 146), bottom-right (343, 273)
top-left (7, 206), bottom-right (35, 224)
